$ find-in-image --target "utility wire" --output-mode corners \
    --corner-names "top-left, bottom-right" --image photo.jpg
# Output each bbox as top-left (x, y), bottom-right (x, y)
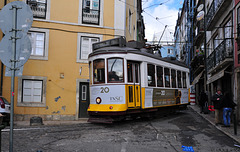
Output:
top-left (32, 26), bottom-right (123, 37)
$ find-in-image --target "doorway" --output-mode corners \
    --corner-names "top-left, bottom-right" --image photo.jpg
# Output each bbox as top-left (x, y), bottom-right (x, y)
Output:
top-left (79, 82), bottom-right (90, 118)
top-left (126, 61), bottom-right (141, 108)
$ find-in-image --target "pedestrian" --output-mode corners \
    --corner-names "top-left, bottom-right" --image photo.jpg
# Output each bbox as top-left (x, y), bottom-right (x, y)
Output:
top-left (199, 91), bottom-right (207, 113)
top-left (222, 92), bottom-right (236, 127)
top-left (211, 87), bottom-right (224, 126)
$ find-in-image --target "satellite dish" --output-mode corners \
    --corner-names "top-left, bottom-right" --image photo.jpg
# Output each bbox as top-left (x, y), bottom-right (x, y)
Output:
top-left (197, 11), bottom-right (204, 21)
top-left (197, 4), bottom-right (204, 12)
top-left (0, 1), bottom-right (33, 34)
top-left (0, 34), bottom-right (32, 68)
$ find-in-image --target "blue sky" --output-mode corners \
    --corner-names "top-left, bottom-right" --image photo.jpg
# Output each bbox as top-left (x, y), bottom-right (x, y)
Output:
top-left (142, 0), bottom-right (183, 44)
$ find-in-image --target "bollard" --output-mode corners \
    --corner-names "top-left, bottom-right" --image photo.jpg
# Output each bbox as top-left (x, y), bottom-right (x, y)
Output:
top-left (234, 113), bottom-right (237, 135)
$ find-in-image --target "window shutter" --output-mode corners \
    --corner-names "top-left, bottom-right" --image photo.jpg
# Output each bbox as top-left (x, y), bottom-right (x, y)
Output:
top-left (23, 80), bottom-right (42, 103)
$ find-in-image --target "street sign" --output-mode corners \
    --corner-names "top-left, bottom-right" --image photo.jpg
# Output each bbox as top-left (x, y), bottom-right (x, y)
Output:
top-left (0, 34), bottom-right (32, 68)
top-left (5, 66), bottom-right (24, 77)
top-left (0, 1), bottom-right (33, 34)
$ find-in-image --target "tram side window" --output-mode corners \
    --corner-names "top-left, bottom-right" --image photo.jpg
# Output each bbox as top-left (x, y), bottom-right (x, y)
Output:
top-left (108, 58), bottom-right (124, 82)
top-left (147, 64), bottom-right (155, 86)
top-left (157, 66), bottom-right (163, 87)
top-left (93, 59), bottom-right (105, 83)
top-left (171, 69), bottom-right (176, 88)
top-left (177, 71), bottom-right (182, 88)
top-left (164, 68), bottom-right (170, 87)
top-left (182, 72), bottom-right (187, 88)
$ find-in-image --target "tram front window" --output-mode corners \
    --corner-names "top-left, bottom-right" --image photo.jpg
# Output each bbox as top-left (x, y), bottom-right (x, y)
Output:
top-left (108, 58), bottom-right (124, 82)
top-left (93, 59), bottom-right (105, 83)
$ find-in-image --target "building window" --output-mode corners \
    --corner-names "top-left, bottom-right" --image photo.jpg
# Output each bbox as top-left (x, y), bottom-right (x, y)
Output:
top-left (28, 32), bottom-right (45, 56)
top-left (224, 19), bottom-right (233, 55)
top-left (23, 80), bottom-right (42, 103)
top-left (237, 7), bottom-right (240, 38)
top-left (82, 0), bottom-right (100, 25)
top-left (26, 0), bottom-right (50, 20)
top-left (80, 37), bottom-right (99, 59)
top-left (77, 33), bottom-right (102, 63)
top-left (18, 76), bottom-right (47, 107)
top-left (28, 28), bottom-right (49, 60)
top-left (147, 64), bottom-right (155, 87)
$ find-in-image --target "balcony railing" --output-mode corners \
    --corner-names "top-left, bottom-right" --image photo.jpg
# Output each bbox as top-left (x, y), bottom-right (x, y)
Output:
top-left (190, 54), bottom-right (204, 74)
top-left (82, 8), bottom-right (100, 25)
top-left (27, 0), bottom-right (47, 19)
top-left (206, 0), bottom-right (231, 30)
top-left (206, 39), bottom-right (233, 71)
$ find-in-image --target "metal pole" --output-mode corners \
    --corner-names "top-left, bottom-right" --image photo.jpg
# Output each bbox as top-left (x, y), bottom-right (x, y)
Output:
top-left (9, 5), bottom-right (17, 152)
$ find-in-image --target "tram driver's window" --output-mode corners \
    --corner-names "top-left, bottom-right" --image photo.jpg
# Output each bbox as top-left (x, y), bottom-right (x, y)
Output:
top-left (157, 66), bottom-right (163, 87)
top-left (164, 68), bottom-right (170, 87)
top-left (108, 58), bottom-right (124, 82)
top-left (147, 64), bottom-right (155, 86)
top-left (177, 71), bottom-right (182, 88)
top-left (93, 59), bottom-right (105, 83)
top-left (171, 69), bottom-right (176, 88)
top-left (182, 72), bottom-right (187, 88)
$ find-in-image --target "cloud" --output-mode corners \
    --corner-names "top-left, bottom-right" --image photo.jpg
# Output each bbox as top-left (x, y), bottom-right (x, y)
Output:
top-left (142, 1), bottom-right (180, 44)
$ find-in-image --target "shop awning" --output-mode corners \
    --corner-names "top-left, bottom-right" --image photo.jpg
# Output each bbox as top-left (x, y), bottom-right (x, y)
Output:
top-left (192, 71), bottom-right (204, 85)
top-left (207, 66), bottom-right (229, 84)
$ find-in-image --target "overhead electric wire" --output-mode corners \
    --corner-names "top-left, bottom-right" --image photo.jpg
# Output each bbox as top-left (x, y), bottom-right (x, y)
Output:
top-left (31, 26), bottom-right (123, 37)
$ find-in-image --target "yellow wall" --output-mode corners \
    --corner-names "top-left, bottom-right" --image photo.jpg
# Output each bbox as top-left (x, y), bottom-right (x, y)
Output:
top-left (125, 0), bottom-right (137, 41)
top-left (0, 0), bottom-right (138, 120)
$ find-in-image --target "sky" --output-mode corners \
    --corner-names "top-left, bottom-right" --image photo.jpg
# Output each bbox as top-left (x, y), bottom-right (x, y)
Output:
top-left (142, 0), bottom-right (183, 45)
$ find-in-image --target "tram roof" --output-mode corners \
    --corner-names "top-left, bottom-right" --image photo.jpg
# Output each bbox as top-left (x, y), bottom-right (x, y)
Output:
top-left (89, 46), bottom-right (188, 68)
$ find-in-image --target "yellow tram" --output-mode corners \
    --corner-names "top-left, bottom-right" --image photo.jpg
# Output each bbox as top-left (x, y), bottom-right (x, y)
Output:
top-left (88, 37), bottom-right (190, 123)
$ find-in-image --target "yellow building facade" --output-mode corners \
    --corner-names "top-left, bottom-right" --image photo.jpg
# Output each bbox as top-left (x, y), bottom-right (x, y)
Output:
top-left (0, 0), bottom-right (139, 121)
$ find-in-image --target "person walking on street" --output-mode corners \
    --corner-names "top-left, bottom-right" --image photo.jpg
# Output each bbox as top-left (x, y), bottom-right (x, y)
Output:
top-left (222, 92), bottom-right (236, 127)
top-left (199, 91), bottom-right (207, 113)
top-left (211, 87), bottom-right (224, 126)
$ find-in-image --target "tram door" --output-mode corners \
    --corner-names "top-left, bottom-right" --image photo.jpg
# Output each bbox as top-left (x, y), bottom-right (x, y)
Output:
top-left (127, 61), bottom-right (141, 108)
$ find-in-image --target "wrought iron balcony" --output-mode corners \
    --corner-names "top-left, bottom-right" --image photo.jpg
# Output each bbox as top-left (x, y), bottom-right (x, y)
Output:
top-left (206, 0), bottom-right (231, 30)
top-left (82, 8), bottom-right (100, 25)
top-left (206, 39), bottom-right (233, 72)
top-left (27, 0), bottom-right (47, 19)
top-left (190, 54), bottom-right (204, 74)
top-left (194, 20), bottom-right (204, 44)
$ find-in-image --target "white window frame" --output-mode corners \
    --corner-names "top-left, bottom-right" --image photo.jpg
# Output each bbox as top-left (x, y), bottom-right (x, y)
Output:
top-left (28, 28), bottom-right (49, 60)
top-left (24, 0), bottom-right (51, 20)
top-left (18, 76), bottom-right (47, 107)
top-left (77, 33), bottom-right (102, 63)
top-left (78, 0), bottom-right (103, 26)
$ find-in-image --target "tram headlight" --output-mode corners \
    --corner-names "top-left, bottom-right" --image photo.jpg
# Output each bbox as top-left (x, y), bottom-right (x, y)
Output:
top-left (96, 97), bottom-right (102, 104)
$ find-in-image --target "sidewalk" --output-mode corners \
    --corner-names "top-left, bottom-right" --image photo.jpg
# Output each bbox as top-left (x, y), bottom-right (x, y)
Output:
top-left (189, 104), bottom-right (240, 144)
top-left (13, 118), bottom-right (89, 127)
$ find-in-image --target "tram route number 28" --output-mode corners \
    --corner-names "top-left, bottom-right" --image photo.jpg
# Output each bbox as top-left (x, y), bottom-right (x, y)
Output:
top-left (100, 87), bottom-right (109, 93)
